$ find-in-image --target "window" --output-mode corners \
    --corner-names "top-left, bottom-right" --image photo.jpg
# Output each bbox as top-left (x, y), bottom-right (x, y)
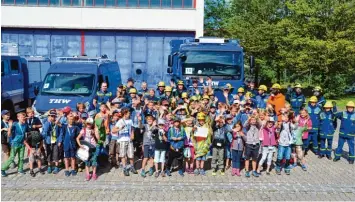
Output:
top-left (49, 0), bottom-right (60, 6)
top-left (38, 0), bottom-right (48, 5)
top-left (27, 0), bottom-right (38, 5)
top-left (95, 0), bottom-right (104, 7)
top-left (15, 0), bottom-right (26, 5)
top-left (150, 0), bottom-right (160, 7)
top-left (1, 60), bottom-right (10, 77)
top-left (106, 0), bottom-right (116, 7)
top-left (10, 60), bottom-right (20, 74)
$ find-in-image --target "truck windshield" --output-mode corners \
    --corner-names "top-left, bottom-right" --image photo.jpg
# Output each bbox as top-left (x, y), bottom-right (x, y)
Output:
top-left (41, 73), bottom-right (95, 96)
top-left (182, 51), bottom-right (242, 78)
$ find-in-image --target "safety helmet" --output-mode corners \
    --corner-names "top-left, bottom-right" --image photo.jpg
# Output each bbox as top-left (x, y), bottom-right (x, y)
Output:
top-left (237, 87), bottom-right (245, 93)
top-left (346, 101), bottom-right (355, 108)
top-left (181, 92), bottom-right (188, 99)
top-left (258, 85), bottom-right (267, 91)
top-left (226, 83), bottom-right (233, 89)
top-left (271, 83), bottom-right (281, 89)
top-left (165, 86), bottom-right (172, 92)
top-left (323, 101), bottom-right (333, 108)
top-left (313, 86), bottom-right (322, 92)
top-left (197, 112), bottom-right (206, 120)
top-left (202, 95), bottom-right (210, 100)
top-left (129, 88), bottom-right (137, 94)
top-left (245, 92), bottom-right (252, 98)
top-left (157, 81), bottom-right (166, 87)
top-left (177, 80), bottom-right (184, 86)
top-left (208, 91), bottom-right (214, 96)
top-left (190, 96), bottom-right (198, 101)
top-left (309, 96), bottom-right (318, 103)
top-left (294, 83), bottom-right (302, 88)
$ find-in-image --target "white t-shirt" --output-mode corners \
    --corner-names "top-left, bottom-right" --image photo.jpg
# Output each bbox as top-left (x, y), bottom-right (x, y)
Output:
top-left (116, 118), bottom-right (133, 142)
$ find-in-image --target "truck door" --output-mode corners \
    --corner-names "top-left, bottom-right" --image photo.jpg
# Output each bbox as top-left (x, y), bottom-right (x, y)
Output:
top-left (9, 58), bottom-right (24, 104)
top-left (1, 59), bottom-right (12, 100)
top-left (132, 62), bottom-right (146, 88)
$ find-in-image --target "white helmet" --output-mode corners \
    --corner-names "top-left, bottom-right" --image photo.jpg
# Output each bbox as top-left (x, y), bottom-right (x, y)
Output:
top-left (86, 117), bottom-right (94, 124)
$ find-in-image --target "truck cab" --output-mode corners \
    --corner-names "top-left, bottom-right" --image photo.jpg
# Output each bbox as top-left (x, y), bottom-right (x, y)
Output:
top-left (32, 56), bottom-right (122, 118)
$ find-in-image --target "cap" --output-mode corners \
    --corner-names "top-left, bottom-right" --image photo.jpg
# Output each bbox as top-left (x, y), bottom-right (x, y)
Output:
top-left (210, 104), bottom-right (217, 108)
top-left (49, 110), bottom-right (57, 116)
top-left (86, 117), bottom-right (94, 124)
top-left (267, 117), bottom-right (275, 122)
top-left (177, 99), bottom-right (184, 105)
top-left (173, 117), bottom-right (181, 122)
top-left (1, 110), bottom-right (9, 116)
top-left (233, 100), bottom-right (240, 104)
top-left (80, 112), bottom-right (88, 119)
top-left (111, 98), bottom-right (122, 104)
top-left (158, 119), bottom-right (166, 125)
top-left (225, 114), bottom-right (233, 120)
top-left (62, 106), bottom-right (72, 113)
top-left (127, 77), bottom-right (135, 82)
top-left (145, 113), bottom-right (155, 119)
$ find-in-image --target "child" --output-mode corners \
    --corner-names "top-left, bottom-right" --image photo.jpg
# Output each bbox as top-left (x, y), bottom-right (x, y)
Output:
top-left (192, 112), bottom-right (212, 176)
top-left (166, 117), bottom-right (186, 176)
top-left (306, 96), bottom-right (321, 155)
top-left (275, 111), bottom-right (296, 175)
top-left (77, 118), bottom-right (100, 181)
top-left (108, 110), bottom-right (121, 168)
top-left (1, 112), bottom-right (29, 176)
top-left (211, 116), bottom-right (227, 176)
top-left (153, 119), bottom-right (168, 177)
top-left (224, 114), bottom-right (234, 170)
top-left (292, 110), bottom-right (310, 171)
top-left (140, 114), bottom-right (158, 178)
top-left (182, 116), bottom-right (195, 174)
top-left (243, 115), bottom-right (261, 177)
top-left (319, 101), bottom-right (336, 160)
top-left (1, 110), bottom-right (11, 162)
top-left (63, 114), bottom-right (80, 177)
top-left (257, 117), bottom-right (277, 175)
top-left (42, 110), bottom-right (62, 174)
top-left (25, 130), bottom-right (44, 177)
top-left (229, 121), bottom-right (246, 176)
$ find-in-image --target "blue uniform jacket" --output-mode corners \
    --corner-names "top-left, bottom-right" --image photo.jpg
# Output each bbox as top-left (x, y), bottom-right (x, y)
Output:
top-left (255, 93), bottom-right (269, 109)
top-left (168, 127), bottom-right (186, 150)
top-left (335, 111), bottom-right (355, 138)
top-left (307, 104), bottom-right (322, 133)
top-left (62, 124), bottom-right (80, 151)
top-left (319, 111), bottom-right (337, 139)
top-left (317, 96), bottom-right (326, 107)
top-left (287, 92), bottom-right (306, 115)
top-left (236, 112), bottom-right (249, 133)
top-left (42, 121), bottom-right (63, 145)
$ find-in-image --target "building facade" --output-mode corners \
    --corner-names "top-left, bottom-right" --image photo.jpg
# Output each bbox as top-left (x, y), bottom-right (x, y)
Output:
top-left (1, 0), bottom-right (204, 86)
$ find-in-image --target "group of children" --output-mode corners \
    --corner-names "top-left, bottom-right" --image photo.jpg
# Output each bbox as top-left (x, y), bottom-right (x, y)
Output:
top-left (1, 80), bottom-right (354, 181)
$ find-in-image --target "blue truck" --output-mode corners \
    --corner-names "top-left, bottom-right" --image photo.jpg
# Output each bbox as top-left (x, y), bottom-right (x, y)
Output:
top-left (32, 56), bottom-right (122, 118)
top-left (166, 37), bottom-right (256, 98)
top-left (1, 43), bottom-right (51, 117)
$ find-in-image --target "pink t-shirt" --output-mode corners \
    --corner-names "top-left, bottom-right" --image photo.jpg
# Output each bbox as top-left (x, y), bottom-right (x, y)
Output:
top-left (298, 116), bottom-right (312, 139)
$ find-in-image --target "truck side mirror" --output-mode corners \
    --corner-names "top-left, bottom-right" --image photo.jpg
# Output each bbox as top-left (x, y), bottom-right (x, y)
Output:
top-left (168, 55), bottom-right (173, 67)
top-left (167, 67), bottom-right (173, 74)
top-left (249, 56), bottom-right (255, 74)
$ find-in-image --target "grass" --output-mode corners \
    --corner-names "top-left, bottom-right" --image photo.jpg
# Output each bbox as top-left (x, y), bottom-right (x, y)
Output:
top-left (327, 95), bottom-right (355, 111)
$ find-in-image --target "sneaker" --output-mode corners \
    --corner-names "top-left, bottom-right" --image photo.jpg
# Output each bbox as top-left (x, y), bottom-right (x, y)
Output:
top-left (318, 155), bottom-right (324, 159)
top-left (1, 170), bottom-right (7, 177)
top-left (78, 167), bottom-right (83, 172)
top-left (123, 169), bottom-right (130, 176)
top-left (178, 169), bottom-right (184, 177)
top-left (301, 164), bottom-right (307, 171)
top-left (291, 163), bottom-right (297, 169)
top-left (71, 170), bottom-right (77, 176)
top-left (161, 172), bottom-right (166, 177)
top-left (165, 170), bottom-right (172, 177)
top-left (47, 167), bottom-right (52, 174)
top-left (194, 169), bottom-right (199, 176)
top-left (140, 170), bottom-right (146, 178)
top-left (155, 171), bottom-right (160, 178)
top-left (130, 167), bottom-right (138, 174)
top-left (333, 158), bottom-right (340, 162)
top-left (327, 155), bottom-right (332, 160)
top-left (212, 171), bottom-right (217, 176)
top-left (245, 171), bottom-right (251, 178)
top-left (199, 169), bottom-right (206, 176)
top-left (349, 161), bottom-right (354, 165)
top-left (85, 174), bottom-right (91, 181)
top-left (149, 168), bottom-right (154, 176)
top-left (235, 169), bottom-right (241, 176)
top-left (252, 171), bottom-right (259, 177)
top-left (39, 169), bottom-right (45, 175)
top-left (275, 166), bottom-right (281, 175)
top-left (30, 170), bottom-right (35, 177)
top-left (285, 169), bottom-right (291, 175)
top-left (231, 168), bottom-right (236, 176)
top-left (64, 170), bottom-right (70, 177)
top-left (266, 171), bottom-right (270, 175)
top-left (18, 170), bottom-right (25, 175)
top-left (220, 169), bottom-right (225, 176)
top-left (52, 167), bottom-right (59, 174)
top-left (92, 174), bottom-right (98, 180)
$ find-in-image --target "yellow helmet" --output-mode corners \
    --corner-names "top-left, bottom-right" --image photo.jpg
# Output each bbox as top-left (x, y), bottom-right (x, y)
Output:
top-left (346, 101), bottom-right (355, 108)
top-left (258, 85), bottom-right (267, 91)
top-left (181, 92), bottom-right (188, 99)
top-left (294, 83), bottom-right (302, 88)
top-left (272, 83), bottom-right (281, 89)
top-left (309, 96), bottom-right (318, 102)
top-left (202, 95), bottom-right (210, 100)
top-left (158, 81), bottom-right (165, 87)
top-left (246, 92), bottom-right (252, 98)
top-left (313, 86), bottom-right (322, 92)
top-left (177, 80), bottom-right (184, 85)
top-left (197, 112), bottom-right (206, 120)
top-left (323, 101), bottom-right (333, 108)
top-left (191, 96), bottom-right (198, 101)
top-left (165, 86), bottom-right (172, 92)
top-left (237, 87), bottom-right (245, 93)
top-left (226, 83), bottom-right (233, 89)
top-left (129, 88), bottom-right (137, 94)
top-left (208, 91), bottom-right (214, 96)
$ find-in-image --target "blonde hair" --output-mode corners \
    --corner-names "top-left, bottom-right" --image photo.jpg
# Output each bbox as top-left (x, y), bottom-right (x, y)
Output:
top-left (26, 107), bottom-right (34, 114)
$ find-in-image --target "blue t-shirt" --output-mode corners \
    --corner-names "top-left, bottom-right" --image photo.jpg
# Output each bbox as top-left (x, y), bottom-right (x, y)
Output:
top-left (10, 122), bottom-right (29, 147)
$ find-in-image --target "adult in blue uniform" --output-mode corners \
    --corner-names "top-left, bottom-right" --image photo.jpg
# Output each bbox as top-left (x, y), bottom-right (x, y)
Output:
top-left (219, 84), bottom-right (234, 105)
top-left (306, 96), bottom-right (322, 155)
top-left (246, 81), bottom-right (258, 98)
top-left (318, 101), bottom-right (337, 160)
top-left (188, 79), bottom-right (202, 98)
top-left (254, 85), bottom-right (269, 109)
top-left (333, 101), bottom-right (355, 164)
top-left (93, 82), bottom-right (112, 112)
top-left (286, 83), bottom-right (306, 116)
top-left (313, 86), bottom-right (326, 107)
top-left (173, 80), bottom-right (187, 98)
top-left (139, 82), bottom-right (149, 98)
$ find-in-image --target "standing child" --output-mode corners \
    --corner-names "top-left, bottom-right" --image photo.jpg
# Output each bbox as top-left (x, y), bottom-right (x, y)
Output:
top-left (257, 117), bottom-right (277, 175)
top-left (62, 114), bottom-right (80, 177)
top-left (292, 109), bottom-right (310, 171)
top-left (211, 116), bottom-right (227, 176)
top-left (243, 115), bottom-right (262, 178)
top-left (229, 121), bottom-right (246, 176)
top-left (108, 110), bottom-right (121, 168)
top-left (306, 96), bottom-right (321, 155)
top-left (25, 130), bottom-right (45, 177)
top-left (224, 115), bottom-right (234, 170)
top-left (153, 119), bottom-right (168, 177)
top-left (319, 101), bottom-right (337, 160)
top-left (77, 118), bottom-right (100, 181)
top-left (182, 116), bottom-right (195, 174)
top-left (140, 114), bottom-right (158, 177)
top-left (1, 112), bottom-right (29, 176)
top-left (1, 110), bottom-right (11, 162)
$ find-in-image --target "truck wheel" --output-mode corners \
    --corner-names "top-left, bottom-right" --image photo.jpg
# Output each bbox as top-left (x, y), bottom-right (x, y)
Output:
top-left (2, 101), bottom-right (15, 120)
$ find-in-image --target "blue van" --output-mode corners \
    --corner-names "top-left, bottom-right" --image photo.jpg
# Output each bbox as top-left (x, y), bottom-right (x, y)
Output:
top-left (32, 56), bottom-right (122, 117)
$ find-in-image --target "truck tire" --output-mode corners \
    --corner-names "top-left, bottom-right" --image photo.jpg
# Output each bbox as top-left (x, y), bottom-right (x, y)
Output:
top-left (2, 101), bottom-right (15, 120)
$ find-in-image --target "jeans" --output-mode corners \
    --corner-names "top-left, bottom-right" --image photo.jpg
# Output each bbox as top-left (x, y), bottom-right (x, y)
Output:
top-left (211, 147), bottom-right (225, 170)
top-left (277, 145), bottom-right (291, 160)
top-left (2, 145), bottom-right (25, 171)
top-left (320, 138), bottom-right (333, 156)
top-left (335, 137), bottom-right (354, 161)
top-left (231, 150), bottom-right (243, 169)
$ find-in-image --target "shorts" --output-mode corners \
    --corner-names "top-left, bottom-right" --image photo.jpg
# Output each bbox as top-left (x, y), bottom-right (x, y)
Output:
top-left (109, 139), bottom-right (120, 155)
top-left (196, 155), bottom-right (207, 161)
top-left (118, 141), bottom-right (134, 159)
top-left (64, 149), bottom-right (76, 158)
top-left (29, 148), bottom-right (43, 163)
top-left (154, 150), bottom-right (166, 163)
top-left (143, 145), bottom-right (155, 158)
top-left (46, 144), bottom-right (59, 162)
top-left (245, 144), bottom-right (260, 161)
